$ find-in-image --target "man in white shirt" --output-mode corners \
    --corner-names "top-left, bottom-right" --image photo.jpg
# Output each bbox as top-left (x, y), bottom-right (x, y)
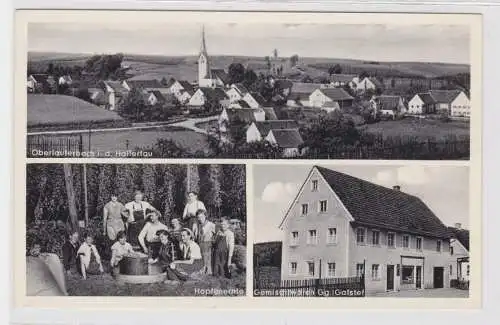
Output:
top-left (138, 212), bottom-right (169, 257)
top-left (195, 209), bottom-right (216, 275)
top-left (123, 191), bottom-right (159, 248)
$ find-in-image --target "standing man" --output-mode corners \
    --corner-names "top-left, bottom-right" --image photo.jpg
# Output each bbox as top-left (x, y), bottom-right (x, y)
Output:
top-left (212, 218), bottom-right (235, 279)
top-left (62, 231), bottom-right (80, 275)
top-left (123, 191), bottom-right (160, 249)
top-left (195, 209), bottom-right (216, 275)
top-left (103, 194), bottom-right (126, 241)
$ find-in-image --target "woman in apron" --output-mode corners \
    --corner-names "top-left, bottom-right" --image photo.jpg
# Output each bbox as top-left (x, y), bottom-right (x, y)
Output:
top-left (123, 191), bottom-right (159, 249)
top-left (212, 218), bottom-right (235, 279)
top-left (182, 192), bottom-right (206, 239)
top-left (103, 194), bottom-right (126, 241)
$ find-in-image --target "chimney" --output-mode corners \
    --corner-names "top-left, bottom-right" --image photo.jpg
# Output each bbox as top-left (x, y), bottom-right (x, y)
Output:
top-left (393, 185), bottom-right (401, 191)
top-left (454, 223), bottom-right (462, 229)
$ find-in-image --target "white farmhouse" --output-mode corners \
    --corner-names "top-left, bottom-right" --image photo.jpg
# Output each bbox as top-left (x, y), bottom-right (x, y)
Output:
top-left (265, 129), bottom-right (304, 157)
top-left (408, 90), bottom-right (469, 117)
top-left (309, 88), bottom-right (354, 109)
top-left (246, 120), bottom-right (299, 143)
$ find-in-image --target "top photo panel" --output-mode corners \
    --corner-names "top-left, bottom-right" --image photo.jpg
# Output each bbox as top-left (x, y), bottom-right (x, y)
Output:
top-left (23, 11), bottom-right (480, 160)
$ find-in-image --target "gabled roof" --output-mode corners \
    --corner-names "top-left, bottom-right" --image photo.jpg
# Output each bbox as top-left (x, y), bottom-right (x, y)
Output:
top-left (254, 120), bottom-right (299, 137)
top-left (211, 69), bottom-right (230, 85)
top-left (319, 88), bottom-right (354, 101)
top-left (314, 166), bottom-right (450, 239)
top-left (330, 74), bottom-right (356, 83)
top-left (103, 81), bottom-right (129, 96)
top-left (125, 79), bottom-right (162, 89)
top-left (230, 100), bottom-right (251, 109)
top-left (291, 82), bottom-right (323, 94)
top-left (149, 90), bottom-right (166, 103)
top-left (417, 93), bottom-right (436, 105)
top-left (263, 107), bottom-right (278, 120)
top-left (429, 90), bottom-right (462, 104)
top-left (248, 92), bottom-right (267, 106)
top-left (178, 80), bottom-right (195, 93)
top-left (225, 108), bottom-right (260, 123)
top-left (200, 87), bottom-right (229, 102)
top-left (448, 227), bottom-right (469, 251)
top-left (269, 129), bottom-right (304, 148)
top-left (374, 95), bottom-right (402, 111)
top-left (289, 92), bottom-right (310, 101)
top-left (232, 83), bottom-right (249, 96)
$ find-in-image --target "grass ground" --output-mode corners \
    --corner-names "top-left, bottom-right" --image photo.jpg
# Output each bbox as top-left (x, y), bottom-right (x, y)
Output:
top-left (66, 268), bottom-right (246, 296)
top-left (359, 118), bottom-right (470, 141)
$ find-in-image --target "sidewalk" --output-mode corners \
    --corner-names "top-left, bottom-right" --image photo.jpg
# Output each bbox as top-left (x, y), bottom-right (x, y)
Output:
top-left (370, 288), bottom-right (469, 298)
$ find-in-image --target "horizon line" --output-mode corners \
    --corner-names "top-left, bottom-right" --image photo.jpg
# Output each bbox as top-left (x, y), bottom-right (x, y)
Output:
top-left (28, 50), bottom-right (471, 66)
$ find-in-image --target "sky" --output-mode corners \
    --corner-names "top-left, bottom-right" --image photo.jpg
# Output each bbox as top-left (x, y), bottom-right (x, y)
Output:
top-left (28, 22), bottom-right (470, 64)
top-left (253, 164), bottom-right (469, 243)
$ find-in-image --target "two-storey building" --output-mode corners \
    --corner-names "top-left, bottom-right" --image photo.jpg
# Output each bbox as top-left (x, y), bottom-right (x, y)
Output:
top-left (279, 166), bottom-right (452, 295)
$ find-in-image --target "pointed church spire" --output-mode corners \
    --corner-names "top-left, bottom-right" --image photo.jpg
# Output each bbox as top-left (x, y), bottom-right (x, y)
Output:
top-left (200, 25), bottom-right (208, 55)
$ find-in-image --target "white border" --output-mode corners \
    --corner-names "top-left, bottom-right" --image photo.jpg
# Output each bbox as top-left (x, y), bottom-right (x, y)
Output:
top-left (2, 1), bottom-right (498, 324)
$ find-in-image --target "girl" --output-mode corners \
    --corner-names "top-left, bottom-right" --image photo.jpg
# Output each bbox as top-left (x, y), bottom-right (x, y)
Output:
top-left (110, 231), bottom-right (134, 274)
top-left (182, 192), bottom-right (206, 236)
top-left (168, 228), bottom-right (204, 281)
top-left (212, 218), bottom-right (235, 279)
top-left (77, 233), bottom-right (104, 280)
top-left (138, 212), bottom-right (168, 259)
top-left (123, 191), bottom-right (160, 248)
top-left (103, 194), bottom-right (126, 241)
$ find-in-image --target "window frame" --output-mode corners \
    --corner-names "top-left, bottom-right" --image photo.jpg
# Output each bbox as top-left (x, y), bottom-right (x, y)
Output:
top-left (326, 227), bottom-right (337, 245)
top-left (306, 261), bottom-right (315, 277)
top-left (371, 229), bottom-right (381, 246)
top-left (436, 239), bottom-right (442, 253)
top-left (356, 263), bottom-right (365, 277)
top-left (387, 232), bottom-right (396, 248)
top-left (327, 262), bottom-right (336, 278)
top-left (402, 234), bottom-right (410, 249)
top-left (301, 203), bottom-right (309, 216)
top-left (416, 236), bottom-right (423, 251)
top-left (371, 264), bottom-right (380, 280)
top-left (307, 229), bottom-right (318, 245)
top-left (290, 231), bottom-right (299, 246)
top-left (356, 227), bottom-right (366, 245)
top-left (311, 180), bottom-right (318, 192)
top-left (289, 261), bottom-right (298, 276)
top-left (319, 200), bottom-right (328, 213)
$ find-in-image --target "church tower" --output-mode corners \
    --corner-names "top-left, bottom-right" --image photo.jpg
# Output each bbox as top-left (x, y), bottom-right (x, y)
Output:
top-left (198, 25), bottom-right (212, 87)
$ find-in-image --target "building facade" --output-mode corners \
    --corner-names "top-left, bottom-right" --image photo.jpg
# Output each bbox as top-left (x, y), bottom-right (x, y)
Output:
top-left (280, 166), bottom-right (452, 295)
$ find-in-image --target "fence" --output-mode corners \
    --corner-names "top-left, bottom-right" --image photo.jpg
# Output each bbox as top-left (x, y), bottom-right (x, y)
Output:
top-left (27, 134), bottom-right (84, 158)
top-left (254, 266), bottom-right (365, 297)
top-left (450, 279), bottom-right (470, 290)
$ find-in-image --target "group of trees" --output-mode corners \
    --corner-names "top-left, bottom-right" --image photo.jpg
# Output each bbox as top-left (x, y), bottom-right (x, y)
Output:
top-left (26, 163), bottom-right (247, 228)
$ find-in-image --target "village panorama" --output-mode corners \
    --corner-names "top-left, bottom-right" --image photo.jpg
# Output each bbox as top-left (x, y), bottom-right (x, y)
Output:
top-left (27, 27), bottom-right (471, 159)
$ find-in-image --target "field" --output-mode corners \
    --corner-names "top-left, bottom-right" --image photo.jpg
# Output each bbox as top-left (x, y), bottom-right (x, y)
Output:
top-left (28, 52), bottom-right (470, 81)
top-left (27, 94), bottom-right (125, 129)
top-left (359, 118), bottom-right (470, 141)
top-left (36, 127), bottom-right (210, 154)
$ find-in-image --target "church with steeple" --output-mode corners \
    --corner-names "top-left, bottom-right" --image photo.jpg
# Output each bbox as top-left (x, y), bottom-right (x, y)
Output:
top-left (197, 26), bottom-right (230, 88)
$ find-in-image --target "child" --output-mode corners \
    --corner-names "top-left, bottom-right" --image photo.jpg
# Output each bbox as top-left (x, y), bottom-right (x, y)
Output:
top-left (110, 231), bottom-right (134, 275)
top-left (212, 218), bottom-right (235, 279)
top-left (77, 233), bottom-right (104, 280)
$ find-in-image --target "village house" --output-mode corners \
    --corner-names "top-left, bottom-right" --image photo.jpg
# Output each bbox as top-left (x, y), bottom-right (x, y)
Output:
top-left (246, 120), bottom-right (299, 143)
top-left (309, 88), bottom-right (354, 110)
top-left (188, 87), bottom-right (229, 109)
top-left (370, 95), bottom-right (407, 118)
top-left (27, 74), bottom-right (56, 93)
top-left (353, 77), bottom-right (383, 93)
top-left (58, 75), bottom-right (73, 86)
top-left (408, 90), bottom-right (470, 117)
top-left (279, 166), bottom-right (453, 295)
top-left (169, 80), bottom-right (196, 104)
top-left (88, 87), bottom-right (107, 108)
top-left (243, 92), bottom-right (267, 109)
top-left (329, 74), bottom-right (357, 88)
top-left (198, 26), bottom-right (230, 88)
top-left (448, 224), bottom-right (469, 286)
top-left (145, 90), bottom-right (168, 106)
top-left (121, 79), bottom-right (163, 92)
top-left (100, 80), bottom-right (129, 111)
top-left (226, 83), bottom-right (250, 103)
top-left (218, 107), bottom-right (266, 133)
top-left (265, 129), bottom-right (304, 157)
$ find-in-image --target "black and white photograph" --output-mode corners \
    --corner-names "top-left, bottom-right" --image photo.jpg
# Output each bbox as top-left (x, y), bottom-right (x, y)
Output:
top-left (26, 17), bottom-right (472, 160)
top-left (252, 164), bottom-right (470, 297)
top-left (25, 163), bottom-right (246, 296)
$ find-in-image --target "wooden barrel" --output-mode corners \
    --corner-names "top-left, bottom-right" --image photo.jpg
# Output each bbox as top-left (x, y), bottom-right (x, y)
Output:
top-left (119, 255), bottom-right (149, 275)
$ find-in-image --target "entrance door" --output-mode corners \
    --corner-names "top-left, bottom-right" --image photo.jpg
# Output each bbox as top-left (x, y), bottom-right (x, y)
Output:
top-left (433, 267), bottom-right (444, 288)
top-left (416, 266), bottom-right (422, 289)
top-left (386, 265), bottom-right (394, 291)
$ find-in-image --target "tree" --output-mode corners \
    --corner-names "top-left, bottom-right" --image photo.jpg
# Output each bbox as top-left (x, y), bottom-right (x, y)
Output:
top-left (160, 77), bottom-right (169, 86)
top-left (149, 139), bottom-right (187, 158)
top-left (228, 63), bottom-right (245, 84)
top-left (75, 88), bottom-right (91, 103)
top-left (264, 56), bottom-right (271, 70)
top-left (273, 49), bottom-right (278, 59)
top-left (141, 164), bottom-right (157, 205)
top-left (46, 63), bottom-right (54, 75)
top-left (243, 69), bottom-right (258, 89)
top-left (120, 88), bottom-right (147, 121)
top-left (359, 70), bottom-right (369, 80)
top-left (186, 164), bottom-right (200, 197)
top-left (328, 64), bottom-right (342, 76)
top-left (290, 54), bottom-right (299, 67)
